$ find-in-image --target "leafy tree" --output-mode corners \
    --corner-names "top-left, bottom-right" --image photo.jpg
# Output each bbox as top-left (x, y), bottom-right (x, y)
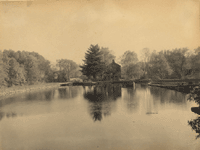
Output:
top-left (141, 48), bottom-right (151, 77)
top-left (120, 50), bottom-right (138, 67)
top-left (120, 50), bottom-right (139, 79)
top-left (56, 59), bottom-right (78, 81)
top-left (3, 50), bottom-right (54, 84)
top-left (100, 47), bottom-right (115, 66)
top-left (195, 47), bottom-right (200, 54)
top-left (24, 55), bottom-right (40, 84)
top-left (8, 58), bottom-right (26, 86)
top-left (0, 50), bottom-right (7, 87)
top-left (125, 63), bottom-right (143, 79)
top-left (149, 51), bottom-right (172, 79)
top-left (80, 44), bottom-right (105, 80)
top-left (165, 48), bottom-right (189, 79)
top-left (189, 47), bottom-right (200, 78)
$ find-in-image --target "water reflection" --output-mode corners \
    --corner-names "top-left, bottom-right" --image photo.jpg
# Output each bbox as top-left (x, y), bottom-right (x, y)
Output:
top-left (1, 84), bottom-right (200, 150)
top-left (150, 86), bottom-right (187, 104)
top-left (123, 87), bottom-right (139, 113)
top-left (26, 89), bottom-right (55, 101)
top-left (0, 87), bottom-right (81, 122)
top-left (58, 87), bottom-right (79, 99)
top-left (0, 96), bottom-right (18, 107)
top-left (0, 111), bottom-right (18, 121)
top-left (140, 84), bottom-right (148, 89)
top-left (0, 111), bottom-right (4, 121)
top-left (84, 84), bottom-right (121, 121)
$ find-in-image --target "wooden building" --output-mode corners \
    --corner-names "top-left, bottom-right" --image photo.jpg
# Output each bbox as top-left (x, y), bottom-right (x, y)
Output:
top-left (103, 60), bottom-right (121, 81)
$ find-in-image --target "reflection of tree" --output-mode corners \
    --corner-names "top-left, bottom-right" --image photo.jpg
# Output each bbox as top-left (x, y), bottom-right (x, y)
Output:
top-left (188, 117), bottom-right (200, 139)
top-left (140, 84), bottom-right (148, 89)
top-left (124, 87), bottom-right (138, 113)
top-left (26, 89), bottom-right (55, 101)
top-left (149, 86), bottom-right (186, 104)
top-left (44, 90), bottom-right (55, 100)
top-left (0, 111), bottom-right (4, 121)
top-left (169, 91), bottom-right (186, 104)
top-left (90, 103), bottom-right (103, 121)
top-left (58, 87), bottom-right (78, 99)
top-left (0, 111), bottom-right (18, 121)
top-left (0, 96), bottom-right (17, 107)
top-left (83, 84), bottom-right (121, 121)
top-left (0, 90), bottom-right (56, 108)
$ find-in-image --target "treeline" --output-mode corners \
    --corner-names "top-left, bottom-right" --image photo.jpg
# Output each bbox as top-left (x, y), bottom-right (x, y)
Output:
top-left (1, 45), bottom-right (200, 88)
top-left (0, 49), bottom-right (80, 88)
top-left (80, 44), bottom-right (200, 80)
top-left (120, 47), bottom-right (200, 80)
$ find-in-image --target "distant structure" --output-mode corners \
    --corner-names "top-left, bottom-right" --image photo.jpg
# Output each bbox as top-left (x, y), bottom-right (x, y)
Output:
top-left (103, 60), bottom-right (121, 81)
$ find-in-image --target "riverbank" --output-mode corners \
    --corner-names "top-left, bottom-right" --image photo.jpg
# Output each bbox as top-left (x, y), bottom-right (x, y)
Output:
top-left (0, 83), bottom-right (60, 99)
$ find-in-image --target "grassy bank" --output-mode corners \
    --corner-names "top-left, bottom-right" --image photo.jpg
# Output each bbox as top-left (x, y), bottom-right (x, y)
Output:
top-left (0, 83), bottom-right (60, 99)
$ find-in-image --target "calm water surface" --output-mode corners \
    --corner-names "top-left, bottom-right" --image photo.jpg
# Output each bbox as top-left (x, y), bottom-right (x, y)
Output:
top-left (0, 84), bottom-right (200, 150)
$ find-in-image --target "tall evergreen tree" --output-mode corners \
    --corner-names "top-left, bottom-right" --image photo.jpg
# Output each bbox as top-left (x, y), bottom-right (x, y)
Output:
top-left (80, 44), bottom-right (105, 80)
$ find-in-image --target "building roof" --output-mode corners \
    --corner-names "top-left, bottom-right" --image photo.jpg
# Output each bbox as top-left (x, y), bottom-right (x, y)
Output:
top-left (106, 60), bottom-right (121, 73)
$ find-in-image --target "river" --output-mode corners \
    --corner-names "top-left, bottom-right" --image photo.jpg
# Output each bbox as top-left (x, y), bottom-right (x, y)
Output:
top-left (0, 84), bottom-right (200, 150)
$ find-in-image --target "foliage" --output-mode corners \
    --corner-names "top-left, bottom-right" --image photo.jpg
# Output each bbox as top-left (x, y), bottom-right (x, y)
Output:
top-left (8, 58), bottom-right (26, 86)
top-left (124, 63), bottom-right (143, 79)
top-left (0, 51), bottom-right (7, 87)
top-left (1, 45), bottom-right (200, 88)
top-left (164, 48), bottom-right (189, 79)
top-left (141, 48), bottom-right (151, 77)
top-left (189, 47), bottom-right (200, 78)
top-left (120, 50), bottom-right (138, 67)
top-left (120, 50), bottom-right (141, 79)
top-left (56, 59), bottom-right (79, 82)
top-left (119, 47), bottom-right (200, 80)
top-left (100, 47), bottom-right (116, 66)
top-left (148, 51), bottom-right (172, 79)
top-left (0, 49), bottom-right (54, 87)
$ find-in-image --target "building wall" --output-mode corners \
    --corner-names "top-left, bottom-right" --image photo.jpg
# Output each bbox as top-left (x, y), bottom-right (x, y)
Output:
top-left (103, 60), bottom-right (121, 81)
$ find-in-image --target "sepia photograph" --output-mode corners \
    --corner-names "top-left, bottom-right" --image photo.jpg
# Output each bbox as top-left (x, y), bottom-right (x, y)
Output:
top-left (0, 0), bottom-right (200, 149)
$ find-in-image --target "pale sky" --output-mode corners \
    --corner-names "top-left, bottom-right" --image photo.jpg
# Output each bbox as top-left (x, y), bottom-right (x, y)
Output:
top-left (0, 0), bottom-right (199, 64)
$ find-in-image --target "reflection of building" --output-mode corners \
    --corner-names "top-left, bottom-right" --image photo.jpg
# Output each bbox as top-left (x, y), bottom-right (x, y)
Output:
top-left (103, 60), bottom-right (121, 81)
top-left (83, 84), bottom-right (121, 102)
top-left (83, 84), bottom-right (121, 121)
